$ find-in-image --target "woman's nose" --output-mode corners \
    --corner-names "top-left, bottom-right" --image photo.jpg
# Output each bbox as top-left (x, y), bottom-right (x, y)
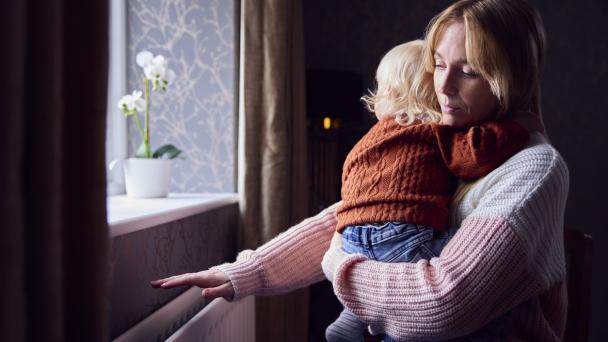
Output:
top-left (436, 69), bottom-right (457, 96)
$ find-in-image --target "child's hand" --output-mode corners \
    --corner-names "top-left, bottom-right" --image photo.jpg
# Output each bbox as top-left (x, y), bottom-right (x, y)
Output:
top-left (150, 269), bottom-right (234, 300)
top-left (512, 110), bottom-right (545, 134)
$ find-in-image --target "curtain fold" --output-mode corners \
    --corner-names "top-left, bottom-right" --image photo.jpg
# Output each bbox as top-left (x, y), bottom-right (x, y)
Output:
top-left (1, 0), bottom-right (109, 341)
top-left (238, 0), bottom-right (310, 340)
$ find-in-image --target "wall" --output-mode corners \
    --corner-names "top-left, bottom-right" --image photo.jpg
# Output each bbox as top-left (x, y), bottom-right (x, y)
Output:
top-left (126, 0), bottom-right (236, 193)
top-left (303, 1), bottom-right (608, 340)
top-left (535, 1), bottom-right (608, 340)
top-left (304, 1), bottom-right (453, 97)
top-left (109, 204), bottom-right (238, 339)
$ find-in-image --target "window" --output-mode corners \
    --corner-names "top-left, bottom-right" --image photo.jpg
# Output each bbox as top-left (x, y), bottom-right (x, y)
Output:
top-left (106, 0), bottom-right (237, 195)
top-left (107, 0), bottom-right (128, 195)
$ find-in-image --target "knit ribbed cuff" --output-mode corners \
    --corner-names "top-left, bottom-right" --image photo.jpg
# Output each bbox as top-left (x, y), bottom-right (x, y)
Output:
top-left (321, 247), bottom-right (340, 283)
top-left (322, 239), bottom-right (367, 285)
top-left (210, 249), bottom-right (265, 302)
top-left (321, 232), bottom-right (344, 282)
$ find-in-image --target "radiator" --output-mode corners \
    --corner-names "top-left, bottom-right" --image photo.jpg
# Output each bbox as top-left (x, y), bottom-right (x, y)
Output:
top-left (113, 287), bottom-right (255, 342)
top-left (167, 295), bottom-right (255, 342)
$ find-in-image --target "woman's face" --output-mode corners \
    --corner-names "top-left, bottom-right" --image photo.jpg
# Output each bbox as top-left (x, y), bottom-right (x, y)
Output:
top-left (433, 21), bottom-right (498, 128)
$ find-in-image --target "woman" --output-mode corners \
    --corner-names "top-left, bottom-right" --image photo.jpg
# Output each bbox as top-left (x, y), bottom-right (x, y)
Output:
top-left (152, 0), bottom-right (568, 340)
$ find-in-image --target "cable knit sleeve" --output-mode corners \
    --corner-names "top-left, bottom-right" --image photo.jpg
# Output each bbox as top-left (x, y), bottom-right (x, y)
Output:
top-left (328, 137), bottom-right (569, 341)
top-left (433, 120), bottom-right (529, 179)
top-left (211, 202), bottom-right (340, 301)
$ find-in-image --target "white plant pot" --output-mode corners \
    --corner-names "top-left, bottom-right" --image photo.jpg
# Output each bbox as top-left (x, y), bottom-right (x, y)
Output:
top-left (123, 158), bottom-right (172, 198)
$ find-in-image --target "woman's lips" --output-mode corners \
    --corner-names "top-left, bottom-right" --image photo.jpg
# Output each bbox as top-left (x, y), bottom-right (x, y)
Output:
top-left (441, 104), bottom-right (461, 114)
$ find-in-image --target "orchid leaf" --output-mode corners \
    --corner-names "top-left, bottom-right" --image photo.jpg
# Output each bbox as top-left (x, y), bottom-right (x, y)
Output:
top-left (153, 144), bottom-right (183, 159)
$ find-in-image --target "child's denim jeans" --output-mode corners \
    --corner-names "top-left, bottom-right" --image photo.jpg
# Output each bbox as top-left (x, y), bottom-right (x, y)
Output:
top-left (330, 222), bottom-right (511, 342)
top-left (341, 221), bottom-right (454, 263)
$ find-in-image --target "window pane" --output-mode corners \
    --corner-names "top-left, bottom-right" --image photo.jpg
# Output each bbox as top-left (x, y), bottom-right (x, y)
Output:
top-left (126, 0), bottom-right (236, 193)
top-left (107, 0), bottom-right (128, 195)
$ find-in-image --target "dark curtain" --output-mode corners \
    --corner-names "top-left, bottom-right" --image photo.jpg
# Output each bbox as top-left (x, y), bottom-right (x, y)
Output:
top-left (1, 0), bottom-right (109, 341)
top-left (238, 0), bottom-right (310, 340)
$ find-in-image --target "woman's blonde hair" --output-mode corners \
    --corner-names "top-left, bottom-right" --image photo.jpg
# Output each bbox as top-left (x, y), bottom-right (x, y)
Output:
top-left (362, 40), bottom-right (440, 125)
top-left (412, 0), bottom-right (547, 119)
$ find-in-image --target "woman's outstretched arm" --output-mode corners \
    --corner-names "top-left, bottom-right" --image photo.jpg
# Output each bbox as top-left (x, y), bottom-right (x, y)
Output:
top-left (152, 202), bottom-right (340, 301)
top-left (323, 138), bottom-right (569, 341)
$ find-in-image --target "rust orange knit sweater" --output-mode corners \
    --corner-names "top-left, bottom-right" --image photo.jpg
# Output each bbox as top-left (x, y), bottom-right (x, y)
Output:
top-left (336, 117), bottom-right (529, 232)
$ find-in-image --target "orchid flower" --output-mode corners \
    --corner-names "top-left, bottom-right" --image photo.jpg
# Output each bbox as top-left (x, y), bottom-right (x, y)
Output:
top-left (117, 50), bottom-right (182, 159)
top-left (136, 50), bottom-right (175, 91)
top-left (118, 90), bottom-right (145, 115)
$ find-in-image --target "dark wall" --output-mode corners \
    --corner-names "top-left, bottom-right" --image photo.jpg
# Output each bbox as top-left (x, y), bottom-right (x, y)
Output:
top-left (110, 205), bottom-right (238, 338)
top-left (537, 2), bottom-right (608, 339)
top-left (303, 1), bottom-right (608, 341)
top-left (305, 1), bottom-right (454, 93)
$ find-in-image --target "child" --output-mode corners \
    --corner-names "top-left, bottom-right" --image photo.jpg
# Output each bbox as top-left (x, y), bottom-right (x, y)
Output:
top-left (325, 40), bottom-right (529, 342)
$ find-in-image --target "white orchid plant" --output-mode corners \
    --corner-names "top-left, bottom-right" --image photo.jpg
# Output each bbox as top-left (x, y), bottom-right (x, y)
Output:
top-left (118, 50), bottom-right (182, 159)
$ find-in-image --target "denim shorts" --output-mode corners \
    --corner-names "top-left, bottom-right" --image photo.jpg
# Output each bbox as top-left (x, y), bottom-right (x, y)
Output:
top-left (341, 221), bottom-right (456, 263)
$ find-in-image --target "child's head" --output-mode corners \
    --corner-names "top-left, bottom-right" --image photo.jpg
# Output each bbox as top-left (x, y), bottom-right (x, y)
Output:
top-left (362, 40), bottom-right (430, 125)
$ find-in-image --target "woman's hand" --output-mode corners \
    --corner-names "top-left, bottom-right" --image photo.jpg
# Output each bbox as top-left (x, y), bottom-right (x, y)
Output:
top-left (150, 269), bottom-right (234, 300)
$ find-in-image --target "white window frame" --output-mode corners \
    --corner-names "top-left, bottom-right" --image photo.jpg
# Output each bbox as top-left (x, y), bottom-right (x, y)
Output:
top-left (106, 0), bottom-right (128, 196)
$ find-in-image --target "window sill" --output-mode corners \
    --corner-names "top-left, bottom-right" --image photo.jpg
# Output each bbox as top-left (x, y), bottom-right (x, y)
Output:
top-left (107, 193), bottom-right (239, 237)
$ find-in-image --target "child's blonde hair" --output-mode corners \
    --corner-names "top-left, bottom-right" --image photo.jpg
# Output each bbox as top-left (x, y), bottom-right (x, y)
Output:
top-left (362, 40), bottom-right (440, 125)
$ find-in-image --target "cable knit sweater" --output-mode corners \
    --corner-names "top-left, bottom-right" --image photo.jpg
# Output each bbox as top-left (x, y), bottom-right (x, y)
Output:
top-left (338, 118), bottom-right (528, 231)
top-left (212, 133), bottom-right (569, 341)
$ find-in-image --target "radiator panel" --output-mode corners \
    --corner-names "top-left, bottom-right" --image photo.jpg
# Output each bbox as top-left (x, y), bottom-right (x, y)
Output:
top-left (113, 287), bottom-right (255, 342)
top-left (167, 296), bottom-right (255, 342)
